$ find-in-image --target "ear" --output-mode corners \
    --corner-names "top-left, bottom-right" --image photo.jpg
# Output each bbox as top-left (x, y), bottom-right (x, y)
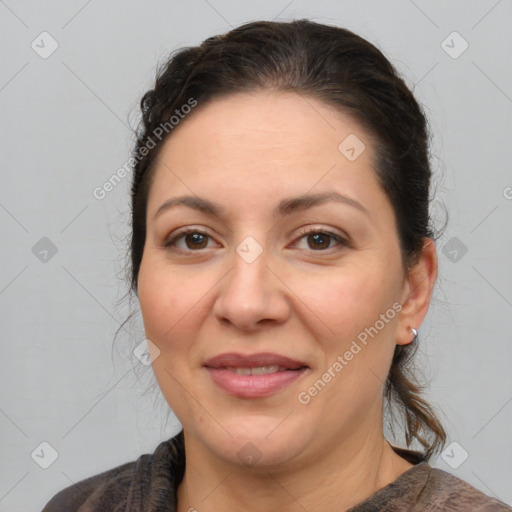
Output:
top-left (396, 238), bottom-right (438, 346)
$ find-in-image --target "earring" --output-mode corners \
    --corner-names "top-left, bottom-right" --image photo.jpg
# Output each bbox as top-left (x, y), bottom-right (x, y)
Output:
top-left (410, 327), bottom-right (418, 341)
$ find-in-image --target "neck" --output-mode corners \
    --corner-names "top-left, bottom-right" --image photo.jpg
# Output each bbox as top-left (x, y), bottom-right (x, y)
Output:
top-left (176, 424), bottom-right (413, 512)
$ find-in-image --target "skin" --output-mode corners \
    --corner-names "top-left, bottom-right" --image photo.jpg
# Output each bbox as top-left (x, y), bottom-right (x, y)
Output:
top-left (137, 90), bottom-right (438, 511)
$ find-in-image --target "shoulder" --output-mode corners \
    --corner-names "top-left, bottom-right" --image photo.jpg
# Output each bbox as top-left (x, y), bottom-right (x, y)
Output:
top-left (41, 458), bottom-right (138, 511)
top-left (350, 460), bottom-right (511, 511)
top-left (43, 460), bottom-right (138, 512)
top-left (420, 467), bottom-right (512, 511)
top-left (42, 431), bottom-right (185, 511)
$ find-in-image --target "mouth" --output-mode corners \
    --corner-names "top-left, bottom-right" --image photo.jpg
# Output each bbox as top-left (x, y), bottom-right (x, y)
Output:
top-left (204, 352), bottom-right (309, 398)
top-left (222, 365), bottom-right (299, 375)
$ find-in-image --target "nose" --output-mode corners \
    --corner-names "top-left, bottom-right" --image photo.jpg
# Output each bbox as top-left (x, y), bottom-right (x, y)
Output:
top-left (212, 239), bottom-right (291, 332)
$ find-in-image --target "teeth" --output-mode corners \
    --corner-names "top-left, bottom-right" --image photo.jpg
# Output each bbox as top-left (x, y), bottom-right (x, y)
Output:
top-left (251, 365), bottom-right (279, 375)
top-left (227, 366), bottom-right (283, 375)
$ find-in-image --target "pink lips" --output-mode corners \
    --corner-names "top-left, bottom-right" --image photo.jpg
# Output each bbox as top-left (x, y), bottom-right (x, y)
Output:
top-left (204, 352), bottom-right (308, 398)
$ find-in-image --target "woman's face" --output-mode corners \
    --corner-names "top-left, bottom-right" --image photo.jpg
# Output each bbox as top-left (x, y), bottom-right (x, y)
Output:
top-left (138, 91), bottom-right (422, 469)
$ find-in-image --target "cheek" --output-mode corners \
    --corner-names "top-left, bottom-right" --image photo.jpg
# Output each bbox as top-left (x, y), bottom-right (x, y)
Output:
top-left (288, 260), bottom-right (399, 342)
top-left (138, 258), bottom-right (187, 345)
top-left (137, 255), bottom-right (217, 357)
top-left (293, 266), bottom-right (399, 419)
top-left (289, 259), bottom-right (401, 401)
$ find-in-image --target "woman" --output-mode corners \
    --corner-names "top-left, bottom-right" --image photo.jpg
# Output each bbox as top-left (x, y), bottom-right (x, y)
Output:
top-left (43, 19), bottom-right (511, 511)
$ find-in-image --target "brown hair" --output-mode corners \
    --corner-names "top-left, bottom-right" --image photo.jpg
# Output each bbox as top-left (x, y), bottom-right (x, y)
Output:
top-left (129, 19), bottom-right (446, 459)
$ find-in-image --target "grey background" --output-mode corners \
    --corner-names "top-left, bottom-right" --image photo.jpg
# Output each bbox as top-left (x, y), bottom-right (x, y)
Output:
top-left (1, 0), bottom-right (511, 510)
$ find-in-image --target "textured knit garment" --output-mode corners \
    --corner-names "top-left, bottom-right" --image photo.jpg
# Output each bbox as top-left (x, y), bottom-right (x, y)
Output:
top-left (42, 430), bottom-right (511, 511)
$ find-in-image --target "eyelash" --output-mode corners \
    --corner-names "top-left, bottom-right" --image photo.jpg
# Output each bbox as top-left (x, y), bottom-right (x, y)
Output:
top-left (163, 226), bottom-right (349, 253)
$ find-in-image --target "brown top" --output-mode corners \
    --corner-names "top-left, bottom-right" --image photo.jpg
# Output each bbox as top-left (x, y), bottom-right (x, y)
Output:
top-left (42, 430), bottom-right (511, 511)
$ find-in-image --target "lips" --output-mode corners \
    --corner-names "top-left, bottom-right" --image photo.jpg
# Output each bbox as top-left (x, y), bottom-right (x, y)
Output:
top-left (204, 352), bottom-right (308, 370)
top-left (204, 352), bottom-right (309, 398)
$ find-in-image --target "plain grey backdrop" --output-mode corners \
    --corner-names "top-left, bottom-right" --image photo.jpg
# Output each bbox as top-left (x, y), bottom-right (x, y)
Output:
top-left (1, 0), bottom-right (511, 510)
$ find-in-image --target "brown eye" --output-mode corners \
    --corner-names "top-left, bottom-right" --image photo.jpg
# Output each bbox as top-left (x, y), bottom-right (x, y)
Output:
top-left (295, 227), bottom-right (349, 252)
top-left (183, 232), bottom-right (209, 249)
top-left (164, 229), bottom-right (214, 251)
top-left (306, 232), bottom-right (332, 250)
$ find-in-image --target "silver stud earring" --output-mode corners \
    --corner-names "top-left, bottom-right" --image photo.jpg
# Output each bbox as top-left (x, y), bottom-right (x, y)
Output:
top-left (410, 327), bottom-right (418, 341)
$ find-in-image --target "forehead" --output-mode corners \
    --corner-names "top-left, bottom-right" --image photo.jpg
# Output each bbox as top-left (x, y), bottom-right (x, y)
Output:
top-left (146, 91), bottom-right (388, 220)
top-left (155, 90), bottom-right (374, 167)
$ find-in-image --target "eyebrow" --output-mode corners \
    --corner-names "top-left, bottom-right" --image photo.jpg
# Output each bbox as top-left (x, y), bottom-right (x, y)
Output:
top-left (153, 191), bottom-right (370, 220)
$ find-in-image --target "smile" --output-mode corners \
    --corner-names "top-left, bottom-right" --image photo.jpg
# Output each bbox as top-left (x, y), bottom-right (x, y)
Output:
top-left (204, 352), bottom-right (309, 398)
top-left (226, 366), bottom-right (288, 375)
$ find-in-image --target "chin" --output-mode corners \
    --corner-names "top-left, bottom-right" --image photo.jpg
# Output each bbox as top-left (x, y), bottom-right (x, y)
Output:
top-left (197, 414), bottom-right (312, 470)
